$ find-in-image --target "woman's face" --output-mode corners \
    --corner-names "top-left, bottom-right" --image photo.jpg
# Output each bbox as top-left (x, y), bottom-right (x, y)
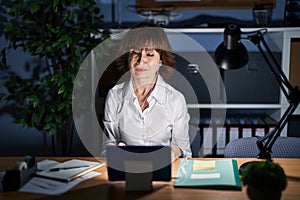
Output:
top-left (129, 47), bottom-right (161, 81)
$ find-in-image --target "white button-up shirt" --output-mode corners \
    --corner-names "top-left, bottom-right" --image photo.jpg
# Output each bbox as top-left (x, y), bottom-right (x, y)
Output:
top-left (103, 75), bottom-right (192, 158)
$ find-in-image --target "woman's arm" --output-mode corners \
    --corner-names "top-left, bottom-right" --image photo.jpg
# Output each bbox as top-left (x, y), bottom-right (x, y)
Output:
top-left (171, 93), bottom-right (192, 159)
top-left (101, 89), bottom-right (120, 155)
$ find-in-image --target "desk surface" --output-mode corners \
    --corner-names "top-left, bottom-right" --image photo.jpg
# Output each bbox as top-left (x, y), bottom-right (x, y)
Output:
top-left (0, 157), bottom-right (299, 200)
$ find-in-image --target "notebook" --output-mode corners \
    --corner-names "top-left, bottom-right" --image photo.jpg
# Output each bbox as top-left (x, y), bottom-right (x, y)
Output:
top-left (174, 159), bottom-right (241, 190)
top-left (36, 159), bottom-right (104, 182)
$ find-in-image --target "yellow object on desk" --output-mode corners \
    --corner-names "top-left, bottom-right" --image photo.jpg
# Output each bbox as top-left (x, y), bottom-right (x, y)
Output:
top-left (193, 160), bottom-right (216, 171)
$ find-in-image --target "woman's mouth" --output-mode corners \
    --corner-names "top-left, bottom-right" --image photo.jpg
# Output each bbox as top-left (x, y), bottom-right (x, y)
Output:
top-left (135, 68), bottom-right (147, 72)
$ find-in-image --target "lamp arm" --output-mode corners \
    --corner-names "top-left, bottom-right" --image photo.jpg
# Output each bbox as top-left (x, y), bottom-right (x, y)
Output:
top-left (247, 31), bottom-right (293, 99)
top-left (246, 30), bottom-right (300, 159)
top-left (259, 33), bottom-right (293, 91)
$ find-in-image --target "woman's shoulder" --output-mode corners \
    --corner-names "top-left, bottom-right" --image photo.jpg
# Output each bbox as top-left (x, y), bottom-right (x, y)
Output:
top-left (157, 78), bottom-right (186, 103)
top-left (110, 82), bottom-right (126, 91)
top-left (107, 82), bottom-right (126, 98)
top-left (160, 79), bottom-right (184, 98)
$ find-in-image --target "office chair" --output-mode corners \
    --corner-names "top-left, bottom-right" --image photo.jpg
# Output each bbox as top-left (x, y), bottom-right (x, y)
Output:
top-left (224, 136), bottom-right (300, 158)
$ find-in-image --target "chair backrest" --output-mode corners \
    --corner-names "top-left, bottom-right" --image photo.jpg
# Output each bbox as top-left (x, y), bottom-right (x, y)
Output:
top-left (224, 136), bottom-right (300, 158)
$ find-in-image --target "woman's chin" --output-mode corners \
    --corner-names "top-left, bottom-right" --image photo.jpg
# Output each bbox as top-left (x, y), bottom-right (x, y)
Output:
top-left (132, 73), bottom-right (156, 81)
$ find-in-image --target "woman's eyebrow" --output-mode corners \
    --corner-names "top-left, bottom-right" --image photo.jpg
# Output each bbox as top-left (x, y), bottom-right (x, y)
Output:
top-left (145, 47), bottom-right (154, 51)
top-left (130, 48), bottom-right (157, 55)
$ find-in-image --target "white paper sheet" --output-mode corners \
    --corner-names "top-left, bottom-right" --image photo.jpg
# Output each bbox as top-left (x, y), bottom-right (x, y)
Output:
top-left (19, 171), bottom-right (101, 196)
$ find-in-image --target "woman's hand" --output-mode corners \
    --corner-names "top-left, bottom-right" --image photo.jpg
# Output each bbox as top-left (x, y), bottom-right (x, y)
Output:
top-left (171, 146), bottom-right (182, 162)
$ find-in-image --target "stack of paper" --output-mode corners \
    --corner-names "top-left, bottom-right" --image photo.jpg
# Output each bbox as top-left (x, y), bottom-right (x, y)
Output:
top-left (19, 159), bottom-right (104, 196)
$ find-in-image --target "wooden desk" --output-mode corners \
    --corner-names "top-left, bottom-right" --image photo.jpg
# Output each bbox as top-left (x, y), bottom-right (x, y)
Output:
top-left (0, 157), bottom-right (299, 200)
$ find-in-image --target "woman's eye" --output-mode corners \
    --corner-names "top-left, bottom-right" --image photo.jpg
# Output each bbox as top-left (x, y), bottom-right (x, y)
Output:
top-left (130, 51), bottom-right (141, 58)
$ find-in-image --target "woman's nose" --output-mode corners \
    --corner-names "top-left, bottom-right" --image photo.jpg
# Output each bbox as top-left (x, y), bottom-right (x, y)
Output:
top-left (137, 51), bottom-right (149, 64)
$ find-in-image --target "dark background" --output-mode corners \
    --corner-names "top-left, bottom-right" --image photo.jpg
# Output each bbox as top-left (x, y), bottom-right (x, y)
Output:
top-left (0, 0), bottom-right (294, 156)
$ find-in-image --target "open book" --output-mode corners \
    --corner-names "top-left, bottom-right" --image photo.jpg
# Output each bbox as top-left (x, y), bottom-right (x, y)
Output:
top-left (174, 159), bottom-right (241, 190)
top-left (36, 159), bottom-right (104, 182)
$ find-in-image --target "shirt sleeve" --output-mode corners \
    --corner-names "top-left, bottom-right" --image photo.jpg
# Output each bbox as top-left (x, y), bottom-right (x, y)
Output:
top-left (102, 89), bottom-right (120, 154)
top-left (171, 93), bottom-right (192, 158)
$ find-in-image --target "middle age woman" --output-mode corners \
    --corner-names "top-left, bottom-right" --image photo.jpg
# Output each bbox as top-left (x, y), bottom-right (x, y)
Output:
top-left (102, 23), bottom-right (192, 160)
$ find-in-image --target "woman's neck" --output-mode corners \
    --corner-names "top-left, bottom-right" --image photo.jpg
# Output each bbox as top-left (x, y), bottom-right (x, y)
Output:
top-left (132, 75), bottom-right (157, 111)
top-left (134, 83), bottom-right (155, 99)
top-left (132, 75), bottom-right (157, 94)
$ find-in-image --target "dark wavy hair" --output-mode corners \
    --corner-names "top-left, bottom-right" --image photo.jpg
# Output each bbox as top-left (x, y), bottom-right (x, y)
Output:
top-left (114, 22), bottom-right (175, 81)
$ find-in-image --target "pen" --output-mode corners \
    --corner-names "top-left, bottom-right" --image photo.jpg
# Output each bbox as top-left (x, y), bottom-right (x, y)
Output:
top-left (48, 165), bottom-right (91, 172)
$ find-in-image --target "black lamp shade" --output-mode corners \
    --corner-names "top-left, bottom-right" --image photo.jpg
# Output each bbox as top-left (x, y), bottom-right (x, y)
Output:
top-left (214, 24), bottom-right (249, 70)
top-left (214, 43), bottom-right (249, 70)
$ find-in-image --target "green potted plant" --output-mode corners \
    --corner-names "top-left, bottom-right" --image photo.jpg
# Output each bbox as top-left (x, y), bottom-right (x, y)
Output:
top-left (0, 0), bottom-right (109, 155)
top-left (241, 160), bottom-right (287, 200)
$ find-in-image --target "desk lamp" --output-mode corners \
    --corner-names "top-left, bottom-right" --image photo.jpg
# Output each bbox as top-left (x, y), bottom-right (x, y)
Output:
top-left (214, 24), bottom-right (300, 171)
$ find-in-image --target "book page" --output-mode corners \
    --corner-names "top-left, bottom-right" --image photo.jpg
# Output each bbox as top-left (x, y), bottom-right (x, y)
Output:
top-left (36, 159), bottom-right (104, 182)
